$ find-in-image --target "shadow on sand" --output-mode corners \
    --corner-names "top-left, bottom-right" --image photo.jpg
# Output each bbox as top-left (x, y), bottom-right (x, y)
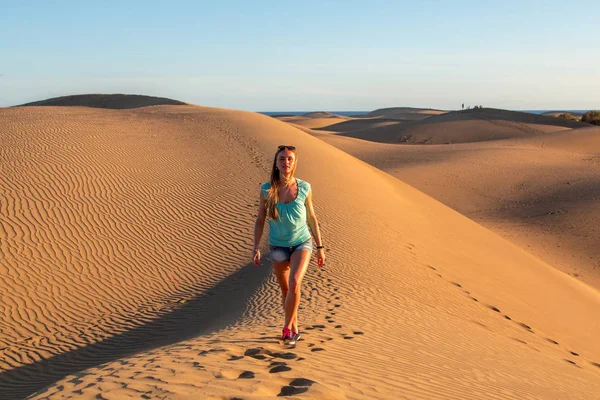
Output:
top-left (0, 262), bottom-right (271, 399)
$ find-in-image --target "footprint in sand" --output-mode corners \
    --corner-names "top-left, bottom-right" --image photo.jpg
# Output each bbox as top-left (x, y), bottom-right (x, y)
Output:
top-left (271, 352), bottom-right (298, 360)
top-left (311, 348), bottom-right (325, 352)
top-left (290, 378), bottom-right (315, 387)
top-left (228, 355), bottom-right (244, 361)
top-left (244, 348), bottom-right (261, 356)
top-left (244, 348), bottom-right (268, 360)
top-left (278, 386), bottom-right (308, 396)
top-left (270, 365), bottom-right (292, 373)
top-left (238, 371), bottom-right (255, 379)
top-left (564, 359), bottom-right (580, 368)
top-left (278, 378), bottom-right (315, 396)
top-left (270, 361), bottom-right (287, 367)
top-left (516, 322), bottom-right (534, 333)
top-left (486, 305), bottom-right (501, 313)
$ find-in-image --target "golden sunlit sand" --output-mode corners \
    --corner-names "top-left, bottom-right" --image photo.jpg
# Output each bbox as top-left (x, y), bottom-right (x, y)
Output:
top-left (290, 111), bottom-right (600, 291)
top-left (1, 96), bottom-right (599, 399)
top-left (288, 108), bottom-right (587, 144)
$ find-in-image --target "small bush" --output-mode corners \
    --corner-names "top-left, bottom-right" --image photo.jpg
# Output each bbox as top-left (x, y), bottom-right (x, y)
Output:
top-left (582, 110), bottom-right (600, 126)
top-left (558, 113), bottom-right (580, 121)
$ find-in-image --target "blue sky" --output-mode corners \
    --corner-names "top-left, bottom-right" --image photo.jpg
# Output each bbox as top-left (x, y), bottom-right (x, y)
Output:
top-left (1, 0), bottom-right (598, 110)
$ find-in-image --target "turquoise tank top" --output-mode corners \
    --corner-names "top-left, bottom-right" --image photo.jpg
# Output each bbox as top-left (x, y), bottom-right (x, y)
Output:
top-left (261, 178), bottom-right (312, 247)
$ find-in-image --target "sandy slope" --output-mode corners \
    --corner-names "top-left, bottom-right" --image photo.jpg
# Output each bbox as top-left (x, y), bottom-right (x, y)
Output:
top-left (309, 128), bottom-right (600, 290)
top-left (361, 107), bottom-right (447, 121)
top-left (295, 108), bottom-right (588, 144)
top-left (277, 115), bottom-right (352, 130)
top-left (1, 105), bottom-right (599, 399)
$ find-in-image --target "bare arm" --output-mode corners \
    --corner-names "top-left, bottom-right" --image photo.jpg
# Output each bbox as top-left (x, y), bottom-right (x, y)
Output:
top-left (305, 188), bottom-right (323, 247)
top-left (254, 191), bottom-right (267, 251)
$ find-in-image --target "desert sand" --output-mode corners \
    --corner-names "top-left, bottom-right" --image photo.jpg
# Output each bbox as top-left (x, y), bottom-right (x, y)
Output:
top-left (1, 98), bottom-right (599, 399)
top-left (287, 108), bottom-right (585, 144)
top-left (287, 109), bottom-right (600, 290)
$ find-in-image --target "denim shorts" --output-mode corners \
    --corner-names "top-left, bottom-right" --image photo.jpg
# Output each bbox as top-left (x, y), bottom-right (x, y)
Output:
top-left (269, 239), bottom-right (313, 263)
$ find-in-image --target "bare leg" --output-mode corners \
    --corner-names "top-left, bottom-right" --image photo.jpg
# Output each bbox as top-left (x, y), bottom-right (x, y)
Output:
top-left (272, 261), bottom-right (298, 332)
top-left (284, 250), bottom-right (311, 331)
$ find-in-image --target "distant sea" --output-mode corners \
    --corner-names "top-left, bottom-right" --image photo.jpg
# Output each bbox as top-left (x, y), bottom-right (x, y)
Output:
top-left (260, 110), bottom-right (591, 117)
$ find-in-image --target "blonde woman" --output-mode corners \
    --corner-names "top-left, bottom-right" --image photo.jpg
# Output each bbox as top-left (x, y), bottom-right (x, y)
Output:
top-left (253, 145), bottom-right (325, 345)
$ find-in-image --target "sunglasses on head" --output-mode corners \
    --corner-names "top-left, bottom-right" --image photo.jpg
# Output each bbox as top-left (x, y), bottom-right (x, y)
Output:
top-left (278, 145), bottom-right (296, 151)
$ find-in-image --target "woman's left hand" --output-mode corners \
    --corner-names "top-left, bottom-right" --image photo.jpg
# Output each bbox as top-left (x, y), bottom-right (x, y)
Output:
top-left (316, 248), bottom-right (325, 267)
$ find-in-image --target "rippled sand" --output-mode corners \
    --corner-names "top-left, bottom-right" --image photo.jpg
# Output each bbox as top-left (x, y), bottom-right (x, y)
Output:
top-left (1, 103), bottom-right (599, 399)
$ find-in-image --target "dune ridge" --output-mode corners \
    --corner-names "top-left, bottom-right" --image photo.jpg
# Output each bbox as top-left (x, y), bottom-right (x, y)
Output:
top-left (296, 108), bottom-right (589, 144)
top-left (307, 124), bottom-right (600, 290)
top-left (18, 94), bottom-right (187, 109)
top-left (361, 106), bottom-right (447, 121)
top-left (1, 104), bottom-right (599, 398)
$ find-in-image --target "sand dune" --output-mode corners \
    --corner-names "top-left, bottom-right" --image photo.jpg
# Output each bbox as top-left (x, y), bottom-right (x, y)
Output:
top-left (361, 107), bottom-right (447, 121)
top-left (2, 104), bottom-right (600, 399)
top-left (316, 108), bottom-right (588, 144)
top-left (19, 94), bottom-right (187, 109)
top-left (299, 112), bottom-right (345, 118)
top-left (517, 125), bottom-right (600, 154)
top-left (274, 107), bottom-right (444, 133)
top-left (307, 118), bottom-right (402, 133)
top-left (276, 115), bottom-right (351, 130)
top-left (279, 115), bottom-right (401, 133)
top-left (309, 127), bottom-right (600, 290)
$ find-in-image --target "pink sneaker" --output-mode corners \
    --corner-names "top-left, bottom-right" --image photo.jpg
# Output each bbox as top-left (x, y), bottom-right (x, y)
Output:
top-left (281, 327), bottom-right (295, 345)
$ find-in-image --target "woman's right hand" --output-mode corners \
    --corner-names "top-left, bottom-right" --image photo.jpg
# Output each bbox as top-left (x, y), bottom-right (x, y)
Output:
top-left (252, 249), bottom-right (261, 266)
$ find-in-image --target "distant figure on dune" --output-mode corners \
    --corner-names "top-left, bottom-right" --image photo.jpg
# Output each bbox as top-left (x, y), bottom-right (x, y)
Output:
top-left (253, 145), bottom-right (326, 345)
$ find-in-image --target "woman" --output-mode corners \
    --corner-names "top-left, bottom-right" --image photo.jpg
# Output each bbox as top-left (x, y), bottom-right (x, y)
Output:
top-left (252, 145), bottom-right (325, 345)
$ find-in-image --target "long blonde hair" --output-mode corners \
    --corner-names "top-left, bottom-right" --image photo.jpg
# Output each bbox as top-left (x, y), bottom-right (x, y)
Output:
top-left (266, 146), bottom-right (298, 220)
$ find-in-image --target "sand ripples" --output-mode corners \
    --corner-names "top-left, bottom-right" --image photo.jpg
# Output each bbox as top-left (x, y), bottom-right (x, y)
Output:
top-left (0, 106), bottom-right (272, 397)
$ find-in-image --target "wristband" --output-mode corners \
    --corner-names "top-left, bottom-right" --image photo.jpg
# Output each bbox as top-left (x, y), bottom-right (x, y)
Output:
top-left (316, 245), bottom-right (325, 249)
